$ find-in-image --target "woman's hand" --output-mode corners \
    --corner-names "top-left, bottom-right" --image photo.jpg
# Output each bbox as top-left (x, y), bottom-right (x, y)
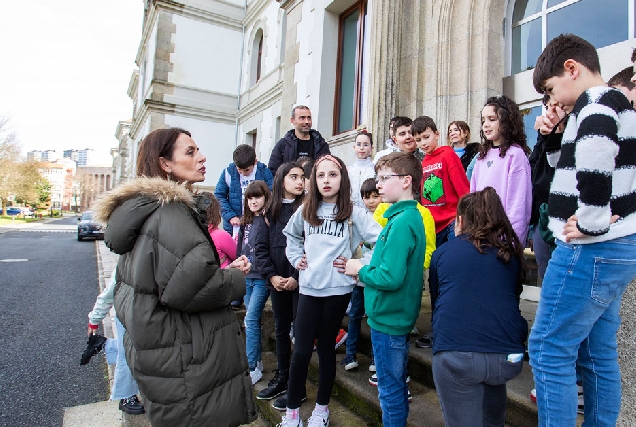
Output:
top-left (345, 259), bottom-right (363, 277)
top-left (333, 255), bottom-right (348, 273)
top-left (296, 255), bottom-right (308, 271)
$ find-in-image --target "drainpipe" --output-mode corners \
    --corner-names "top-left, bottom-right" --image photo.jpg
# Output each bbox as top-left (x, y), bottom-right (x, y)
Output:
top-left (235, 0), bottom-right (247, 149)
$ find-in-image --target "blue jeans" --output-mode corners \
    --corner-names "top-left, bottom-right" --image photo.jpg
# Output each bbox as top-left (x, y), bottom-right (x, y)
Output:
top-left (103, 317), bottom-right (139, 400)
top-left (245, 278), bottom-right (270, 370)
top-left (346, 286), bottom-right (368, 358)
top-left (433, 351), bottom-right (523, 426)
top-left (371, 328), bottom-right (409, 427)
top-left (436, 221), bottom-right (455, 248)
top-left (528, 234), bottom-right (636, 426)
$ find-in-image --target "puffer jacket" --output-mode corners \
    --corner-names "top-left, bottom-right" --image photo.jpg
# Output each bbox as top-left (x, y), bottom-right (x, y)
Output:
top-left (92, 177), bottom-right (256, 427)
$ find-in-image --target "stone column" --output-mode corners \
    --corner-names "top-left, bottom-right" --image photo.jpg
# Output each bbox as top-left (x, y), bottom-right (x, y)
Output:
top-left (618, 278), bottom-right (636, 425)
top-left (366, 0), bottom-right (403, 152)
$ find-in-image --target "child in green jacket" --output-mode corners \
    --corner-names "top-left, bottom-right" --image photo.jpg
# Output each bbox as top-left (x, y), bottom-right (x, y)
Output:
top-left (345, 152), bottom-right (425, 427)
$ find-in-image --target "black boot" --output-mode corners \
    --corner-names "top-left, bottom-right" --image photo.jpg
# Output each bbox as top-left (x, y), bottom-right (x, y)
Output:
top-left (256, 369), bottom-right (288, 400)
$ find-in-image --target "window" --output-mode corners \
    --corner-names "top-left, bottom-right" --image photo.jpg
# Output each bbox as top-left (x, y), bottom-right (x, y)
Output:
top-left (520, 104), bottom-right (543, 150)
top-left (333, 0), bottom-right (369, 134)
top-left (250, 29), bottom-right (264, 86)
top-left (510, 0), bottom-right (633, 75)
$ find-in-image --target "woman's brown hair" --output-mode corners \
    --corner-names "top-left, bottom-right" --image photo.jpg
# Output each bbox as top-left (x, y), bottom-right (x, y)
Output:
top-left (456, 187), bottom-right (526, 290)
top-left (447, 121), bottom-right (471, 146)
top-left (302, 154), bottom-right (352, 226)
top-left (241, 181), bottom-right (271, 226)
top-left (478, 95), bottom-right (530, 159)
top-left (200, 191), bottom-right (222, 228)
top-left (136, 127), bottom-right (191, 179)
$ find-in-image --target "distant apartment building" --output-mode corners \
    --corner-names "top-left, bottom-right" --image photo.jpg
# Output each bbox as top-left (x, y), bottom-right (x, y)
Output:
top-left (63, 148), bottom-right (97, 166)
top-left (38, 163), bottom-right (65, 210)
top-left (27, 150), bottom-right (61, 162)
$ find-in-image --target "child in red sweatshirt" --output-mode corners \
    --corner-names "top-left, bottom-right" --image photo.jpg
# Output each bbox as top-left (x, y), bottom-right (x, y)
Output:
top-left (413, 116), bottom-right (470, 248)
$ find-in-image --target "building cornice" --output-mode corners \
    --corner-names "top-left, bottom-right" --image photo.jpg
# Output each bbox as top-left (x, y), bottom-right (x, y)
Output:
top-left (127, 70), bottom-right (139, 99)
top-left (245, 0), bottom-right (272, 25)
top-left (276, 0), bottom-right (303, 11)
top-left (238, 81), bottom-right (283, 121)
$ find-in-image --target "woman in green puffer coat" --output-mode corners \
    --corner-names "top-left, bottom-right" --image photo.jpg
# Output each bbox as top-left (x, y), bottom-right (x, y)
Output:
top-left (93, 128), bottom-right (257, 427)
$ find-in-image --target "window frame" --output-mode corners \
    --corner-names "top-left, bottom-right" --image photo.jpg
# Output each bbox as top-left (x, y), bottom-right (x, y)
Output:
top-left (332, 0), bottom-right (368, 135)
top-left (506, 0), bottom-right (636, 76)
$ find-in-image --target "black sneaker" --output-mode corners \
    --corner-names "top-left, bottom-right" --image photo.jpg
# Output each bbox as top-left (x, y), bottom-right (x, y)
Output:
top-left (80, 334), bottom-right (107, 365)
top-left (272, 390), bottom-right (308, 411)
top-left (256, 370), bottom-right (288, 400)
top-left (119, 395), bottom-right (145, 415)
top-left (415, 332), bottom-right (433, 349)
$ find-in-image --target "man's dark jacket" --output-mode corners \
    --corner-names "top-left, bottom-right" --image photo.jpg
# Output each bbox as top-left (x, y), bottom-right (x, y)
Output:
top-left (268, 129), bottom-right (330, 174)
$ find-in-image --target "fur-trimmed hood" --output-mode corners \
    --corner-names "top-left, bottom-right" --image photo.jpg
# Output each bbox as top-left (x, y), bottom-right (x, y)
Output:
top-left (92, 177), bottom-right (195, 225)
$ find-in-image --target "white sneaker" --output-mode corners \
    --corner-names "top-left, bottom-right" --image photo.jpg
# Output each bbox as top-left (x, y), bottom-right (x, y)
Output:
top-left (306, 409), bottom-right (329, 427)
top-left (250, 368), bottom-right (263, 385)
top-left (277, 415), bottom-right (303, 427)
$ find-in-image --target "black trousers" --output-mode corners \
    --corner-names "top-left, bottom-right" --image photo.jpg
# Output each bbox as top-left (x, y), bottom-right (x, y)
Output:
top-left (269, 288), bottom-right (299, 373)
top-left (287, 293), bottom-right (350, 408)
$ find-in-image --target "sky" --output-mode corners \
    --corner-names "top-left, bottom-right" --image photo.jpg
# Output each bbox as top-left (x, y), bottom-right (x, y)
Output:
top-left (0, 1), bottom-right (144, 165)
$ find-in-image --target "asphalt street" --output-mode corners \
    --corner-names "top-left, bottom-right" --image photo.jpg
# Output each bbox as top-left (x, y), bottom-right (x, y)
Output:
top-left (0, 217), bottom-right (109, 427)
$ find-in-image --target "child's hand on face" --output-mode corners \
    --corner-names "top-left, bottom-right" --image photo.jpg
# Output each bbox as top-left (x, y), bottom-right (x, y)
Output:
top-left (296, 255), bottom-right (308, 270)
top-left (333, 255), bottom-right (348, 273)
top-left (345, 259), bottom-right (363, 277)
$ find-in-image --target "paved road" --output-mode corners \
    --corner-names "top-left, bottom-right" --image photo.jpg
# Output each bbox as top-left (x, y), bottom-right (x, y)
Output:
top-left (0, 217), bottom-right (109, 427)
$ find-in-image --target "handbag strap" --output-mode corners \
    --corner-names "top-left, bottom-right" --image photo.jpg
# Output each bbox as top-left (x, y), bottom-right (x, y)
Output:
top-left (348, 219), bottom-right (354, 253)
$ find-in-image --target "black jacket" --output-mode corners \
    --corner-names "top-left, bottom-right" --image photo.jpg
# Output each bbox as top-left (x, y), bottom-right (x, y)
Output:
top-left (529, 132), bottom-right (561, 224)
top-left (236, 216), bottom-right (268, 280)
top-left (459, 142), bottom-right (480, 171)
top-left (268, 129), bottom-right (330, 174)
top-left (254, 202), bottom-right (300, 290)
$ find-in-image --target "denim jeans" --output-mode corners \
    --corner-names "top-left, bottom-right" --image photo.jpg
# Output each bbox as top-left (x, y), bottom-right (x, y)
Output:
top-left (371, 328), bottom-right (410, 427)
top-left (104, 317), bottom-right (139, 400)
top-left (346, 285), bottom-right (367, 358)
top-left (245, 278), bottom-right (270, 370)
top-left (432, 351), bottom-right (522, 426)
top-left (436, 220), bottom-right (455, 248)
top-left (528, 234), bottom-right (636, 427)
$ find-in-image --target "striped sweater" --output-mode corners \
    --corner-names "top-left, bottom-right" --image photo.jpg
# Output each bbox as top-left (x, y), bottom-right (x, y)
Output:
top-left (546, 86), bottom-right (636, 244)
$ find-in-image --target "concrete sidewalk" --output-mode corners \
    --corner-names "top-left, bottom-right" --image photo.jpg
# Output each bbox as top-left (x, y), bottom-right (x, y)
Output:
top-left (62, 241), bottom-right (126, 427)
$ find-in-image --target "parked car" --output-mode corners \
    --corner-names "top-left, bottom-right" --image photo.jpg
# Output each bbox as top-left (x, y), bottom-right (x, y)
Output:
top-left (20, 207), bottom-right (35, 218)
top-left (5, 207), bottom-right (22, 216)
top-left (77, 211), bottom-right (104, 241)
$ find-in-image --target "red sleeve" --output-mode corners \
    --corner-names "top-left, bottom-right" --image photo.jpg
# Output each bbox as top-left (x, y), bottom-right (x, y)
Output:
top-left (212, 229), bottom-right (238, 262)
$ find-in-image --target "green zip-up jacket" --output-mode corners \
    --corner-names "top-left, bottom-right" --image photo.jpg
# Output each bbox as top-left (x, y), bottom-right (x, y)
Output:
top-left (359, 200), bottom-right (425, 336)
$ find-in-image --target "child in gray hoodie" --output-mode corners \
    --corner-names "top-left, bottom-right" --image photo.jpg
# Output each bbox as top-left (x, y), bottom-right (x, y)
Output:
top-left (280, 154), bottom-right (381, 427)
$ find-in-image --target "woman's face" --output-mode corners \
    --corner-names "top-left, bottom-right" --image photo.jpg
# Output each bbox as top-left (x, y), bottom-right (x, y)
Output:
top-left (448, 124), bottom-right (467, 147)
top-left (160, 133), bottom-right (207, 183)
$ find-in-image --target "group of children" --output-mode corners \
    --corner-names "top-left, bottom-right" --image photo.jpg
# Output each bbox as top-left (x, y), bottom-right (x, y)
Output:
top-left (204, 32), bottom-right (635, 427)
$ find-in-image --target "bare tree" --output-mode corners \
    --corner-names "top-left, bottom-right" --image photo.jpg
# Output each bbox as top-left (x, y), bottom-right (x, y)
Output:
top-left (0, 117), bottom-right (22, 213)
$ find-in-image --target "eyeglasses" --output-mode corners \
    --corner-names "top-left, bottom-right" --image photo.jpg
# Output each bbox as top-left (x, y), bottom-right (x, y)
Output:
top-left (375, 174), bottom-right (408, 183)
